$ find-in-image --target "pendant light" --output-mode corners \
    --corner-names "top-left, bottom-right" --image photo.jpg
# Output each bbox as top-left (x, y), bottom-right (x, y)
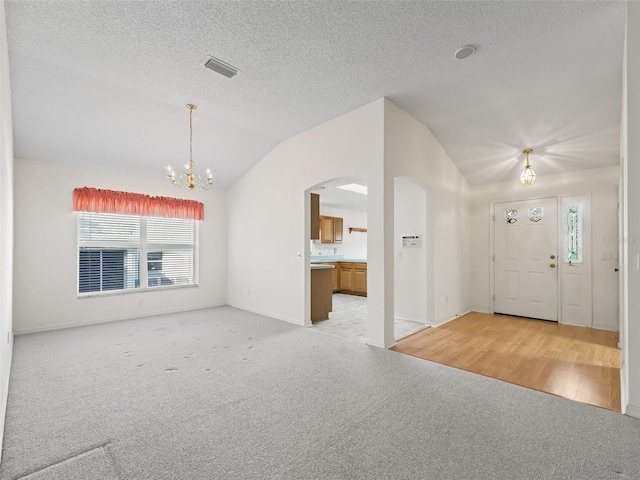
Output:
top-left (166, 104), bottom-right (213, 190)
top-left (520, 148), bottom-right (536, 186)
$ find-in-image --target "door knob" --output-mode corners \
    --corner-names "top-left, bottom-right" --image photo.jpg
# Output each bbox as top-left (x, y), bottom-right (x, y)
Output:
top-left (550, 255), bottom-right (556, 259)
top-left (550, 263), bottom-right (556, 268)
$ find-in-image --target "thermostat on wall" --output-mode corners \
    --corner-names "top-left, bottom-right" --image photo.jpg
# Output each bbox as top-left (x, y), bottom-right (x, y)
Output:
top-left (401, 235), bottom-right (422, 248)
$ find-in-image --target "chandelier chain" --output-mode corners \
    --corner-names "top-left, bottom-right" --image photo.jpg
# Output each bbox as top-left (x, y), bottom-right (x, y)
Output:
top-left (189, 104), bottom-right (194, 169)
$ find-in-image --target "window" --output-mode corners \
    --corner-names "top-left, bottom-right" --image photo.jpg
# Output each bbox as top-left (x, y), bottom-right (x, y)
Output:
top-left (565, 205), bottom-right (582, 263)
top-left (78, 212), bottom-right (198, 295)
top-left (528, 207), bottom-right (543, 222)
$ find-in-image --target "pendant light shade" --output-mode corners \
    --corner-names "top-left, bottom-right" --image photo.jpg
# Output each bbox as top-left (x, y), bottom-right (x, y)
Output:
top-left (519, 148), bottom-right (536, 186)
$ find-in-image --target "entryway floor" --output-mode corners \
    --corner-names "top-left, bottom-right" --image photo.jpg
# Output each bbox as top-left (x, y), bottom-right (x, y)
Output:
top-left (312, 293), bottom-right (426, 342)
top-left (391, 311), bottom-right (622, 412)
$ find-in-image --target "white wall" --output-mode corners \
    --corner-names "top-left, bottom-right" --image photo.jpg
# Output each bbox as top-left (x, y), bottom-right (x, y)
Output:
top-left (227, 98), bottom-right (471, 348)
top-left (312, 205), bottom-right (367, 259)
top-left (394, 177), bottom-right (428, 325)
top-left (13, 158), bottom-right (228, 333)
top-left (384, 99), bottom-right (471, 330)
top-left (0, 0), bottom-right (14, 460)
top-left (470, 166), bottom-right (620, 331)
top-left (625, 1), bottom-right (640, 418)
top-left (227, 99), bottom-right (385, 341)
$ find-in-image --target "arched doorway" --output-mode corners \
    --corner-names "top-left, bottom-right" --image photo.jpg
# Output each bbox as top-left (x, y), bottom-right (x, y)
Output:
top-left (305, 177), bottom-right (369, 342)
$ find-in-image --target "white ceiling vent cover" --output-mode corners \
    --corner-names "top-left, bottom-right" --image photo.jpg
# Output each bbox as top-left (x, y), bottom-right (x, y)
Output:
top-left (202, 56), bottom-right (239, 78)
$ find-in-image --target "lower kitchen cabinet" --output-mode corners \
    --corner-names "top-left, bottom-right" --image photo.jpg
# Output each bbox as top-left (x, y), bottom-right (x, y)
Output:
top-left (352, 264), bottom-right (367, 294)
top-left (337, 262), bottom-right (366, 296)
top-left (316, 261), bottom-right (367, 296)
top-left (340, 265), bottom-right (352, 292)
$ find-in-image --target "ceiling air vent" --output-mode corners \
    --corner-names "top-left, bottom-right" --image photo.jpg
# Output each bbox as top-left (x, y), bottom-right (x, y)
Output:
top-left (203, 55), bottom-right (239, 78)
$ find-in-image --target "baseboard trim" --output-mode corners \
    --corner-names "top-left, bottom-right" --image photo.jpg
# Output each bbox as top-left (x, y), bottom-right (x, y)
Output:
top-left (560, 320), bottom-right (591, 328)
top-left (227, 302), bottom-right (304, 327)
top-left (14, 303), bottom-right (227, 335)
top-left (394, 313), bottom-right (427, 324)
top-left (624, 403), bottom-right (640, 418)
top-left (433, 310), bottom-right (472, 328)
top-left (592, 322), bottom-right (619, 332)
top-left (468, 307), bottom-right (492, 314)
top-left (559, 321), bottom-right (619, 332)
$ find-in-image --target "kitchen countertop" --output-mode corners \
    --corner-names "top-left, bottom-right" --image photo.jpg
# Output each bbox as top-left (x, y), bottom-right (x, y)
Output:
top-left (310, 255), bottom-right (344, 262)
top-left (310, 259), bottom-right (367, 264)
top-left (310, 264), bottom-right (335, 270)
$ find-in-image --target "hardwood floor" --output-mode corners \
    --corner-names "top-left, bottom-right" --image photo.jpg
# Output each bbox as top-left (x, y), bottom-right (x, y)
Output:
top-left (391, 312), bottom-right (622, 412)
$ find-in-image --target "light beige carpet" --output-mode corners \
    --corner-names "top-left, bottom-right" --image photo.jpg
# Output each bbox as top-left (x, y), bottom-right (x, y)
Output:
top-left (2, 306), bottom-right (640, 480)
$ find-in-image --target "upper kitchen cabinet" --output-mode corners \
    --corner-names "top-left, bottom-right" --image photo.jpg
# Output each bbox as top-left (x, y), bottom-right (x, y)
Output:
top-left (310, 193), bottom-right (320, 240)
top-left (333, 217), bottom-right (343, 243)
top-left (320, 215), bottom-right (343, 243)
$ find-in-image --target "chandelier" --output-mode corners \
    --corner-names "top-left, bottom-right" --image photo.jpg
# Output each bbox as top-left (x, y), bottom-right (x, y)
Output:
top-left (519, 148), bottom-right (536, 186)
top-left (167, 103), bottom-right (213, 190)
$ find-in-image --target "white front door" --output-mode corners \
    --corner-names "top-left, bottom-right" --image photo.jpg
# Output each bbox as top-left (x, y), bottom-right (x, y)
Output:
top-left (494, 198), bottom-right (558, 321)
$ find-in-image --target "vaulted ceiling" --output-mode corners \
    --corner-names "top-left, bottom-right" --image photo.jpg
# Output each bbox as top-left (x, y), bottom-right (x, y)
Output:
top-left (4, 1), bottom-right (626, 188)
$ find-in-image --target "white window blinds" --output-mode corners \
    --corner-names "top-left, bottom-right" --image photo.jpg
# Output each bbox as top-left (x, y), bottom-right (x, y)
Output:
top-left (77, 212), bottom-right (197, 295)
top-left (146, 217), bottom-right (196, 288)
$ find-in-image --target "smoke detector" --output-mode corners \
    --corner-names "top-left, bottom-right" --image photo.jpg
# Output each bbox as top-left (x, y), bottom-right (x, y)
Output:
top-left (202, 55), bottom-right (240, 78)
top-left (454, 45), bottom-right (476, 60)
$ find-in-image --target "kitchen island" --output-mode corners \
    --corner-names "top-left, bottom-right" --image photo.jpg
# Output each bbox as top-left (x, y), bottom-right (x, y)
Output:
top-left (310, 264), bottom-right (334, 323)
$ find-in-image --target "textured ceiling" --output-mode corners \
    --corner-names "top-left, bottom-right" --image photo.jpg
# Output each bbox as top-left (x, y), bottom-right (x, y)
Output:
top-left (4, 1), bottom-right (626, 188)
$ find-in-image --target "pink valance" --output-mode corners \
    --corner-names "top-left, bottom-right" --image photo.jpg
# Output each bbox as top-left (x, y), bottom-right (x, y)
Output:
top-left (73, 187), bottom-right (204, 221)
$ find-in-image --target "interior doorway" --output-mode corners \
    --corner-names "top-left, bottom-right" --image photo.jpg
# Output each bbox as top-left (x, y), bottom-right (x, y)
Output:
top-left (307, 177), bottom-right (369, 343)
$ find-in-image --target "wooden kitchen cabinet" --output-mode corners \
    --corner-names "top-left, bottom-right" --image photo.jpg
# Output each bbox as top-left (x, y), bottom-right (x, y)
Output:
top-left (337, 262), bottom-right (367, 296)
top-left (320, 216), bottom-right (334, 243)
top-left (353, 263), bottom-right (367, 294)
top-left (310, 193), bottom-right (320, 240)
top-left (314, 261), bottom-right (367, 296)
top-left (319, 215), bottom-right (343, 244)
top-left (311, 267), bottom-right (333, 323)
top-left (331, 264), bottom-right (339, 292)
top-left (333, 217), bottom-right (343, 243)
top-left (340, 264), bottom-right (353, 291)
top-left (316, 262), bottom-right (340, 292)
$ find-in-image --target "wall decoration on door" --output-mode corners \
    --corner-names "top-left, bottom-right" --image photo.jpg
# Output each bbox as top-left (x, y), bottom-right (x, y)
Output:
top-left (505, 209), bottom-right (518, 224)
top-left (529, 207), bottom-right (544, 223)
